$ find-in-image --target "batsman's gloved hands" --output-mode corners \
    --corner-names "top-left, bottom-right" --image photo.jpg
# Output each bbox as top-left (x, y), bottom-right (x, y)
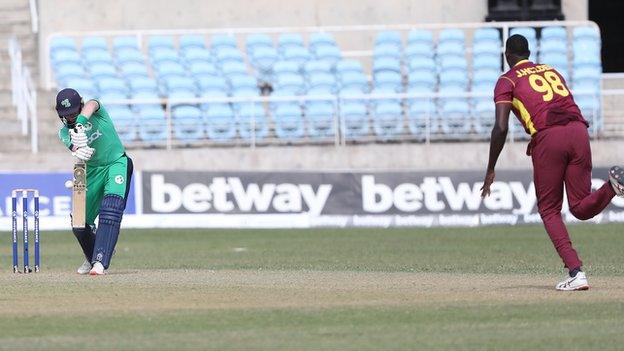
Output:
top-left (72, 146), bottom-right (95, 161)
top-left (70, 129), bottom-right (89, 149)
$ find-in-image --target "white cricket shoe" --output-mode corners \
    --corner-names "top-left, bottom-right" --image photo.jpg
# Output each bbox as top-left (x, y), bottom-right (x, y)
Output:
top-left (77, 259), bottom-right (92, 275)
top-left (556, 271), bottom-right (589, 291)
top-left (609, 166), bottom-right (624, 197)
top-left (89, 261), bottom-right (106, 275)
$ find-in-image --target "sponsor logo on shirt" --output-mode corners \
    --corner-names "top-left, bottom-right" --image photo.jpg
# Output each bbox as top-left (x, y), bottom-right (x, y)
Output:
top-left (115, 175), bottom-right (125, 185)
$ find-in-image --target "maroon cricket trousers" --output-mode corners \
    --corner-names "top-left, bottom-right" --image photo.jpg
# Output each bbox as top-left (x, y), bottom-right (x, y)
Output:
top-left (531, 121), bottom-right (616, 270)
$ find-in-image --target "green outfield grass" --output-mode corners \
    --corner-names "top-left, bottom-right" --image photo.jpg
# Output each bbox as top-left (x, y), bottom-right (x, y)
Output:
top-left (1, 224), bottom-right (623, 350)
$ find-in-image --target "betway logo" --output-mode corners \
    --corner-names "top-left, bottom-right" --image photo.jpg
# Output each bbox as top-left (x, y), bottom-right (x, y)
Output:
top-left (151, 175), bottom-right (332, 215)
top-left (362, 175), bottom-right (537, 213)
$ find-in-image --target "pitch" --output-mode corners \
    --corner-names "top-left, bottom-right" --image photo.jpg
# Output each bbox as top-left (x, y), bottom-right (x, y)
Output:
top-left (1, 225), bottom-right (624, 350)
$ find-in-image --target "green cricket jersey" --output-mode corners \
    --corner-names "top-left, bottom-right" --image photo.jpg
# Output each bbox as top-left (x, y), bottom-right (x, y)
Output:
top-left (58, 101), bottom-right (126, 167)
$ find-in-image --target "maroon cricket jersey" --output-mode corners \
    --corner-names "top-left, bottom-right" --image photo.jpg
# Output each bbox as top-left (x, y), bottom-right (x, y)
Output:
top-left (493, 60), bottom-right (586, 136)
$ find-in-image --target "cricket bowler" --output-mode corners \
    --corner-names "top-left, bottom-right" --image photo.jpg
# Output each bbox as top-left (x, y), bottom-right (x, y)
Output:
top-left (480, 35), bottom-right (624, 291)
top-left (56, 88), bottom-right (134, 275)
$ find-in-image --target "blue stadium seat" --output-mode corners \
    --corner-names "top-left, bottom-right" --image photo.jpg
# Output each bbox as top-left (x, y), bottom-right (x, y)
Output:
top-left (436, 42), bottom-right (464, 56)
top-left (211, 34), bottom-right (238, 53)
top-left (374, 43), bottom-right (402, 60)
top-left (315, 45), bottom-right (341, 67)
top-left (404, 43), bottom-right (434, 60)
top-left (82, 36), bottom-right (108, 51)
top-left (246, 33), bottom-right (273, 55)
top-left (440, 100), bottom-right (471, 135)
top-left (99, 91), bottom-right (129, 104)
top-left (539, 52), bottom-right (567, 69)
top-left (119, 62), bottom-right (149, 79)
top-left (539, 40), bottom-right (567, 55)
top-left (407, 29), bottom-right (433, 46)
top-left (215, 47), bottom-right (245, 64)
top-left (575, 95), bottom-right (600, 129)
top-left (50, 36), bottom-right (77, 53)
top-left (250, 46), bottom-right (279, 73)
top-left (107, 106), bottom-right (137, 142)
top-left (371, 86), bottom-right (401, 106)
top-left (276, 73), bottom-right (305, 94)
top-left (274, 103), bottom-right (305, 139)
top-left (137, 106), bottom-right (167, 142)
top-left (52, 50), bottom-right (81, 66)
top-left (172, 105), bottom-right (204, 141)
top-left (407, 95), bottom-right (436, 138)
top-left (182, 47), bottom-right (213, 65)
top-left (273, 60), bottom-right (300, 75)
top-left (180, 35), bottom-right (206, 50)
top-left (84, 50), bottom-right (114, 65)
top-left (339, 102), bottom-right (369, 139)
top-left (304, 60), bottom-right (332, 77)
top-left (278, 33), bottom-right (305, 53)
top-left (373, 71), bottom-right (402, 92)
top-left (113, 36), bottom-right (139, 51)
top-left (98, 77), bottom-right (128, 95)
top-left (55, 64), bottom-right (87, 84)
top-left (229, 74), bottom-right (257, 91)
top-left (221, 61), bottom-right (248, 77)
top-left (373, 102), bottom-right (403, 138)
top-left (472, 68), bottom-right (500, 87)
top-left (163, 76), bottom-right (196, 93)
top-left (168, 90), bottom-right (197, 103)
top-left (473, 28), bottom-right (500, 45)
top-left (90, 63), bottom-right (118, 80)
top-left (439, 70), bottom-right (468, 89)
top-left (150, 48), bottom-right (181, 65)
top-left (375, 31), bottom-right (402, 49)
top-left (373, 57), bottom-right (401, 74)
top-left (541, 26), bottom-right (567, 43)
top-left (130, 91), bottom-right (161, 101)
top-left (115, 48), bottom-right (145, 65)
top-left (472, 99), bottom-right (495, 136)
top-left (572, 26), bottom-right (600, 41)
top-left (309, 32), bottom-right (337, 52)
top-left (66, 78), bottom-right (98, 97)
top-left (196, 74), bottom-right (228, 92)
top-left (306, 102), bottom-right (335, 138)
top-left (189, 62), bottom-right (218, 76)
top-left (283, 46), bottom-right (311, 68)
top-left (204, 104), bottom-right (237, 141)
top-left (473, 41), bottom-right (501, 59)
top-left (148, 36), bottom-right (175, 52)
top-left (154, 62), bottom-right (186, 79)
top-left (438, 28), bottom-right (465, 45)
top-left (408, 69), bottom-right (436, 90)
top-left (308, 72), bottom-right (337, 92)
top-left (408, 56), bottom-right (436, 71)
top-left (238, 103), bottom-right (268, 140)
top-left (339, 72), bottom-right (368, 92)
top-left (573, 41), bottom-right (601, 69)
top-left (439, 56), bottom-right (467, 71)
top-left (472, 55), bottom-right (501, 71)
top-left (336, 59), bottom-right (364, 75)
top-left (573, 66), bottom-right (601, 91)
top-left (198, 90), bottom-right (228, 111)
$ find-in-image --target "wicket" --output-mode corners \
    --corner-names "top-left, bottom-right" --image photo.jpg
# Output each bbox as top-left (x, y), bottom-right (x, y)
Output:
top-left (11, 189), bottom-right (40, 273)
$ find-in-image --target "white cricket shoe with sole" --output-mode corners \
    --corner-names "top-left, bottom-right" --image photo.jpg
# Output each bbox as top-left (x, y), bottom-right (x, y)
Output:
top-left (556, 271), bottom-right (589, 291)
top-left (77, 260), bottom-right (92, 275)
top-left (609, 166), bottom-right (624, 197)
top-left (89, 261), bottom-right (105, 275)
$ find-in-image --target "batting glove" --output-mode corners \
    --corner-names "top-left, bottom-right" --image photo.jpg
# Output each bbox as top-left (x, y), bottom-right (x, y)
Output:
top-left (70, 129), bottom-right (89, 149)
top-left (72, 146), bottom-right (95, 161)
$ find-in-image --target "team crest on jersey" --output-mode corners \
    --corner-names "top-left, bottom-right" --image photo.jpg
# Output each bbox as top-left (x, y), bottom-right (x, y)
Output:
top-left (115, 175), bottom-right (125, 184)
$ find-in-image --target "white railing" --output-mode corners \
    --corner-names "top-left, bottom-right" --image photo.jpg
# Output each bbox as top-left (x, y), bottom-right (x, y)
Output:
top-left (99, 88), bottom-right (607, 150)
top-left (9, 37), bottom-right (38, 154)
top-left (29, 0), bottom-right (39, 33)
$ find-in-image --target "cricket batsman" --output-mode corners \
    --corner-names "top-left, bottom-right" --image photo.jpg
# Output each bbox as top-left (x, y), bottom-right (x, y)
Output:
top-left (55, 88), bottom-right (134, 275)
top-left (480, 35), bottom-right (624, 291)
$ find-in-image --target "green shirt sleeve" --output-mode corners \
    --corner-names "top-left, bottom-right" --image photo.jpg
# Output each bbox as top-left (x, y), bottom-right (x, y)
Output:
top-left (58, 127), bottom-right (71, 150)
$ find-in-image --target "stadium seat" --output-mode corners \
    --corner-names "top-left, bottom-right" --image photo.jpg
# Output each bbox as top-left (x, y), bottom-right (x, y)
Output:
top-left (541, 26), bottom-right (567, 43)
top-left (90, 63), bottom-right (118, 80)
top-left (238, 103), bottom-right (269, 140)
top-left (204, 104), bottom-right (237, 141)
top-left (336, 59), bottom-right (364, 75)
top-left (250, 46), bottom-right (279, 74)
top-left (130, 91), bottom-right (161, 101)
top-left (373, 57), bottom-right (402, 74)
top-left (196, 74), bottom-right (228, 93)
top-left (113, 36), bottom-right (139, 51)
top-left (246, 33), bottom-right (274, 55)
top-left (215, 47), bottom-right (245, 64)
top-left (52, 49), bottom-right (81, 65)
top-left (472, 99), bottom-right (495, 136)
top-left (473, 28), bottom-right (500, 46)
top-left (308, 72), bottom-right (337, 92)
top-left (55, 64), bottom-right (87, 83)
top-left (154, 62), bottom-right (186, 79)
top-left (373, 71), bottom-right (402, 92)
top-left (66, 78), bottom-right (98, 97)
top-left (405, 43), bottom-right (434, 60)
top-left (221, 61), bottom-right (248, 77)
top-left (119, 62), bottom-right (149, 79)
top-left (306, 102), bottom-right (336, 138)
top-left (84, 50), bottom-right (114, 65)
top-left (473, 41), bottom-right (501, 59)
top-left (407, 29), bottom-right (433, 46)
top-left (163, 76), bottom-right (197, 93)
top-left (339, 72), bottom-right (369, 92)
top-left (107, 106), bottom-right (137, 142)
top-left (371, 86), bottom-right (401, 106)
top-left (275, 73), bottom-right (305, 94)
top-left (273, 60), bottom-right (300, 75)
top-left (408, 56), bottom-right (436, 71)
top-left (283, 46), bottom-right (312, 68)
top-left (408, 69), bottom-right (436, 90)
top-left (373, 102), bottom-right (404, 139)
top-left (180, 35), bottom-right (206, 50)
top-left (439, 56), bottom-right (467, 71)
top-left (229, 74), bottom-right (257, 90)
top-left (210, 34), bottom-right (238, 53)
top-left (304, 60), bottom-right (332, 77)
top-left (375, 31), bottom-right (402, 49)
top-left (407, 95), bottom-right (436, 138)
top-left (137, 106), bottom-right (168, 142)
top-left (440, 100), bottom-right (471, 135)
top-left (98, 77), bottom-right (128, 95)
top-left (189, 62), bottom-right (218, 76)
top-left (182, 47), bottom-right (213, 65)
top-left (172, 105), bottom-right (204, 141)
top-left (539, 40), bottom-right (567, 55)
top-left (274, 103), bottom-right (305, 139)
top-left (438, 28), bottom-right (465, 45)
top-left (82, 36), bottom-right (108, 51)
top-left (50, 36), bottom-right (77, 53)
top-left (374, 43), bottom-right (402, 60)
top-left (278, 33), bottom-right (305, 53)
top-left (471, 68), bottom-right (499, 87)
top-left (315, 45), bottom-right (341, 67)
top-left (99, 91), bottom-right (129, 104)
top-left (115, 48), bottom-right (146, 65)
top-left (437, 41), bottom-right (464, 56)
top-left (340, 102), bottom-right (369, 139)
top-left (472, 55), bottom-right (501, 71)
top-left (572, 26), bottom-right (600, 41)
top-left (150, 48), bottom-right (181, 65)
top-left (439, 70), bottom-right (468, 90)
top-left (309, 32), bottom-right (337, 52)
top-left (148, 36), bottom-right (175, 52)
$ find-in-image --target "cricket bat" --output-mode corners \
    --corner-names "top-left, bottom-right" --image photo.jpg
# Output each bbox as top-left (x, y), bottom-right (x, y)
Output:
top-left (71, 124), bottom-right (87, 228)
